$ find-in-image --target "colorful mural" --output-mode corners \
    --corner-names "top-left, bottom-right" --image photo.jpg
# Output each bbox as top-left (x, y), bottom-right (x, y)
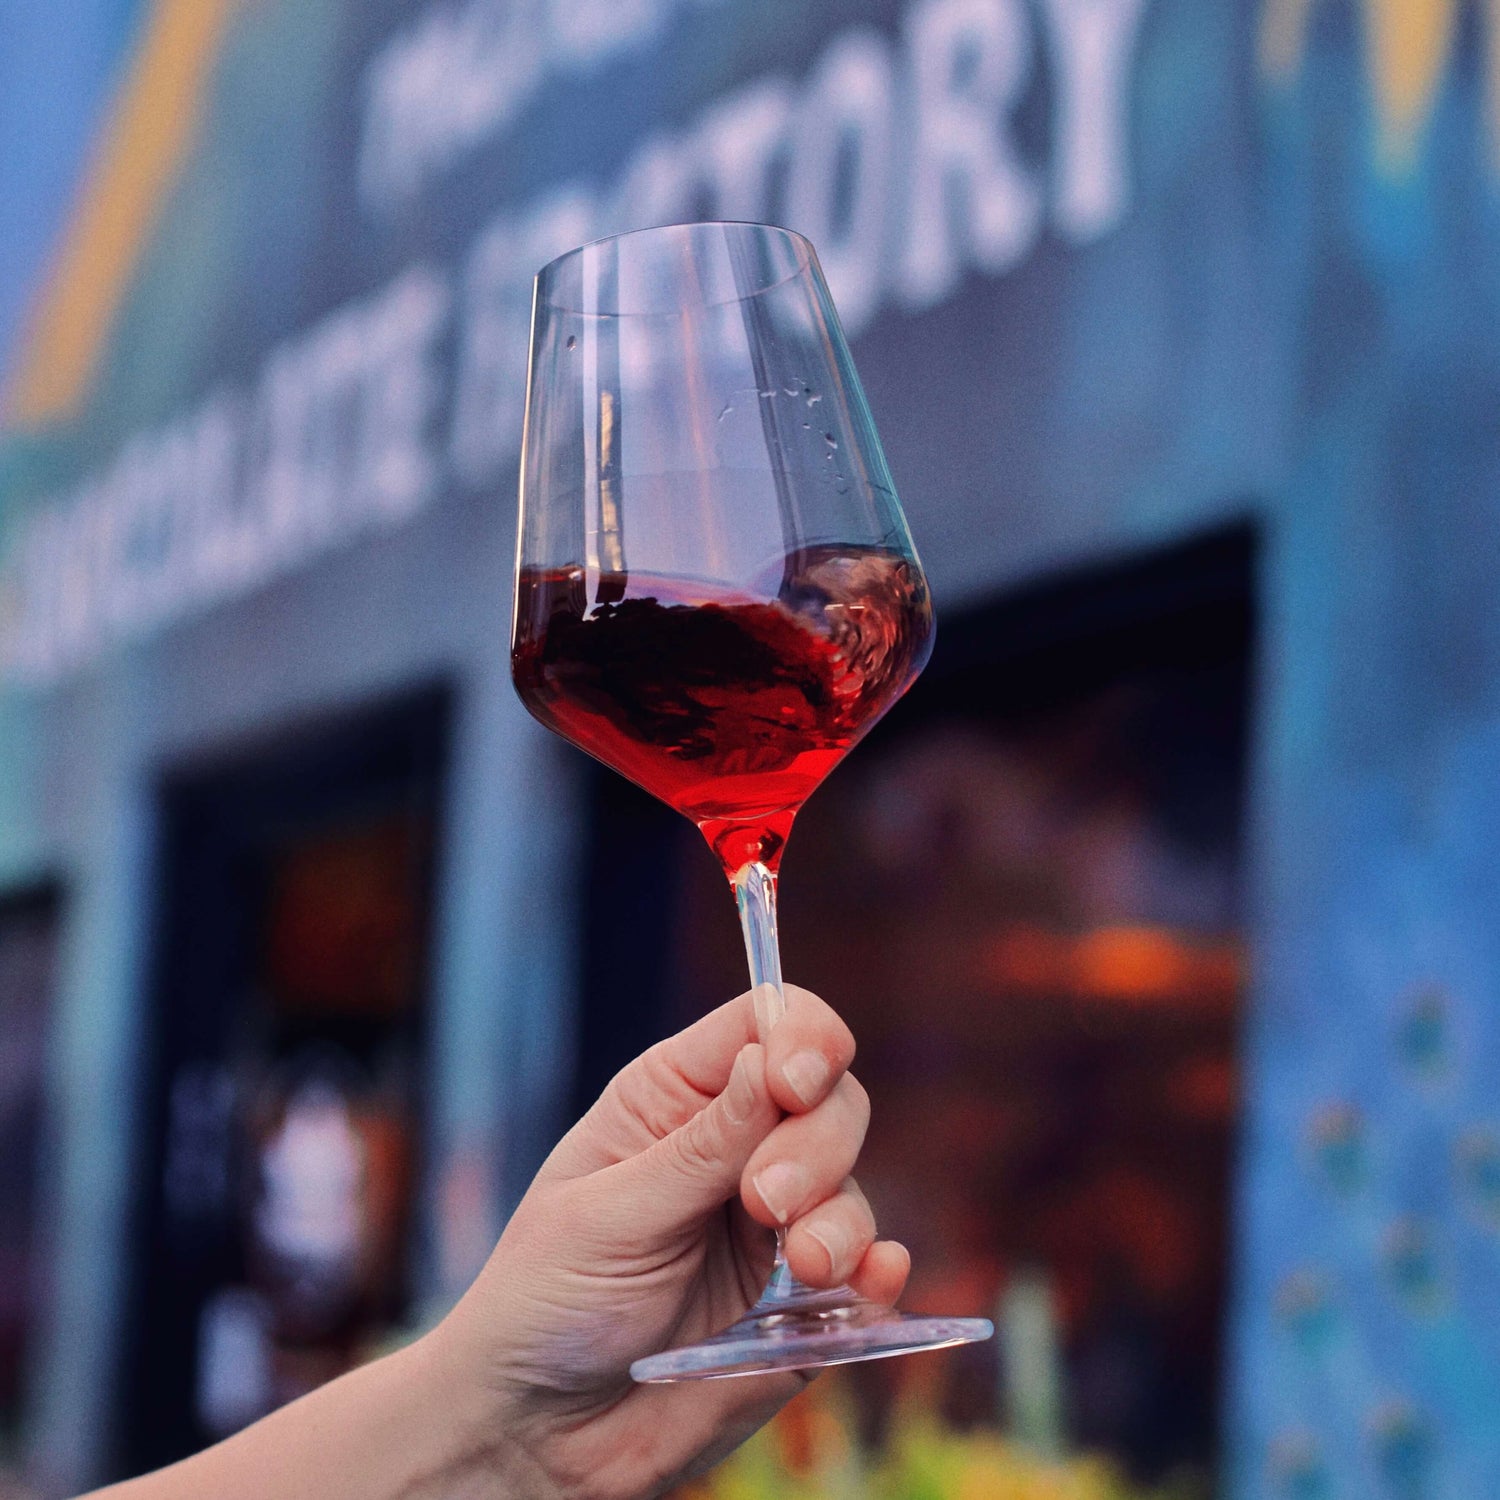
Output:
top-left (3, 0), bottom-right (1500, 1494)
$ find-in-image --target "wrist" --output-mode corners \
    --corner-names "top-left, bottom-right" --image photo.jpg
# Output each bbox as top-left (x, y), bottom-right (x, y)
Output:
top-left (412, 1311), bottom-right (568, 1500)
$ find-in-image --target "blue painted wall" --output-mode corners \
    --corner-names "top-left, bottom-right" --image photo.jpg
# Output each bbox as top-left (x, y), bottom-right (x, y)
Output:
top-left (1, 0), bottom-right (1498, 1493)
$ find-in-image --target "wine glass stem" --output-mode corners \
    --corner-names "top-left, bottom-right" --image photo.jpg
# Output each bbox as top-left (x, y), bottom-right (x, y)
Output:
top-left (732, 859), bottom-right (800, 1299)
top-left (734, 859), bottom-right (787, 1038)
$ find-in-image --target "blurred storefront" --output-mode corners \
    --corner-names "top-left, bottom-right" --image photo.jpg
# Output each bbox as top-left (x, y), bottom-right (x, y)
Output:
top-left (585, 530), bottom-right (1253, 1497)
top-left (117, 689), bottom-right (447, 1471)
top-left (2, 1), bottom-right (1500, 1496)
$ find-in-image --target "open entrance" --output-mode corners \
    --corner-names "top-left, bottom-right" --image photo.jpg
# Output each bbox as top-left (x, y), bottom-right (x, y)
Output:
top-left (578, 525), bottom-right (1255, 1493)
top-left (0, 885), bottom-right (61, 1483)
top-left (118, 688), bottom-right (450, 1476)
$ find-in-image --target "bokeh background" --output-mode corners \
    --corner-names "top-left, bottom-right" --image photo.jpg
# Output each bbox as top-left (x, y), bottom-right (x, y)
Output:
top-left (2, 0), bottom-right (1499, 1495)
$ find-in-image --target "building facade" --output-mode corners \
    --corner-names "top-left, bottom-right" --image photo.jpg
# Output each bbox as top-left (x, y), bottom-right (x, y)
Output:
top-left (2, 0), bottom-right (1500, 1493)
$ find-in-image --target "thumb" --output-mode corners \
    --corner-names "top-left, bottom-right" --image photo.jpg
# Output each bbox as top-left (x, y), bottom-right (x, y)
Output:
top-left (611, 1043), bottom-right (779, 1231)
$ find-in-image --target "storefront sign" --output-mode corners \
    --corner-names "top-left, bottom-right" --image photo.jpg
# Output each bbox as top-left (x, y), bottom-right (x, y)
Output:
top-left (0, 0), bottom-right (1151, 686)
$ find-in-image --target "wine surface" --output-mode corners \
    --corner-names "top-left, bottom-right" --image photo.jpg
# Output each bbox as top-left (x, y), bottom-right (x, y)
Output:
top-left (512, 545), bottom-right (933, 873)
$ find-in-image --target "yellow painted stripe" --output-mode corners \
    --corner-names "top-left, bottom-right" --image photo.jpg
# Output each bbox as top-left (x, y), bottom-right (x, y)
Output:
top-left (1364, 0), bottom-right (1460, 170)
top-left (1260, 0), bottom-right (1466, 174)
top-left (2, 0), bottom-right (238, 429)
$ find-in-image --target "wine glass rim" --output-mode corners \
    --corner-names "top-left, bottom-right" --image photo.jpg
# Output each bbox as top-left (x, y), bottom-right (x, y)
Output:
top-left (534, 221), bottom-right (817, 316)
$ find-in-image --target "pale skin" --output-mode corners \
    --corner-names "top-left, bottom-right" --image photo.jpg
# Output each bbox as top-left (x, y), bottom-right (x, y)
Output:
top-left (86, 985), bottom-right (908, 1500)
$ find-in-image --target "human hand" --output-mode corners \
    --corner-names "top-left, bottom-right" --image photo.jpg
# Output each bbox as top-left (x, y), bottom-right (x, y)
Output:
top-left (428, 985), bottom-right (909, 1500)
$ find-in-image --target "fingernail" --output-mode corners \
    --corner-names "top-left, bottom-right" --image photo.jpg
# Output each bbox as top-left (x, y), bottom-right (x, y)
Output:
top-left (723, 1050), bottom-right (757, 1125)
top-left (782, 1051), bottom-right (830, 1106)
top-left (752, 1162), bottom-right (808, 1224)
top-left (807, 1220), bottom-right (852, 1279)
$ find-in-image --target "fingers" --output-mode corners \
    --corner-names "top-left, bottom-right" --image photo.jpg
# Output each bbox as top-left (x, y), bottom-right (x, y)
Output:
top-left (546, 985), bottom-right (852, 1181)
top-left (763, 985), bottom-right (855, 1114)
top-left (605, 1044), bottom-right (782, 1231)
top-left (849, 1239), bottom-right (912, 1306)
top-left (769, 1173), bottom-right (912, 1303)
top-left (648, 983), bottom-right (849, 1107)
top-left (783, 1176), bottom-right (875, 1284)
top-left (740, 1073), bottom-right (869, 1227)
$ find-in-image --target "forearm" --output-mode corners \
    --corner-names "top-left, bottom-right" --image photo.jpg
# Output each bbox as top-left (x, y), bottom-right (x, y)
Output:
top-left (84, 1327), bottom-right (515, 1500)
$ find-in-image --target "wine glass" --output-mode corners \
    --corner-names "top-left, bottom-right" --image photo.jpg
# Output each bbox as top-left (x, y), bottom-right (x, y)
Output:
top-left (511, 221), bottom-right (993, 1380)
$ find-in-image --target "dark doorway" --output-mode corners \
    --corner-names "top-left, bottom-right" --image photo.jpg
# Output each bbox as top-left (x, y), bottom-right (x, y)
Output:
top-left (116, 687), bottom-right (451, 1478)
top-left (580, 525), bottom-right (1255, 1491)
top-left (0, 885), bottom-right (62, 1480)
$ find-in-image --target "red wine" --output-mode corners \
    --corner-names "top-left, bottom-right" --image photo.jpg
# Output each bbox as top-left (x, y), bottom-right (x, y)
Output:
top-left (512, 545), bottom-right (934, 874)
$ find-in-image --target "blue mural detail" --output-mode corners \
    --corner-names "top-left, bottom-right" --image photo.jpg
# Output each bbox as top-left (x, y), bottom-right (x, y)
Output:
top-left (4, 0), bottom-right (1500, 1493)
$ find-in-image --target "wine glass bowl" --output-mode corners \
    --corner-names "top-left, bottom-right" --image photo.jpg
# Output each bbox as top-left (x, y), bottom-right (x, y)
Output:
top-left (512, 222), bottom-right (992, 1380)
top-left (511, 542), bottom-right (935, 874)
top-left (513, 224), bottom-right (937, 869)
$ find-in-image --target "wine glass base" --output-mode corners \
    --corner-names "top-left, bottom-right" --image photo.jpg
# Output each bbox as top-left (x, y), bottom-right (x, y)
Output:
top-left (630, 1286), bottom-right (993, 1382)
